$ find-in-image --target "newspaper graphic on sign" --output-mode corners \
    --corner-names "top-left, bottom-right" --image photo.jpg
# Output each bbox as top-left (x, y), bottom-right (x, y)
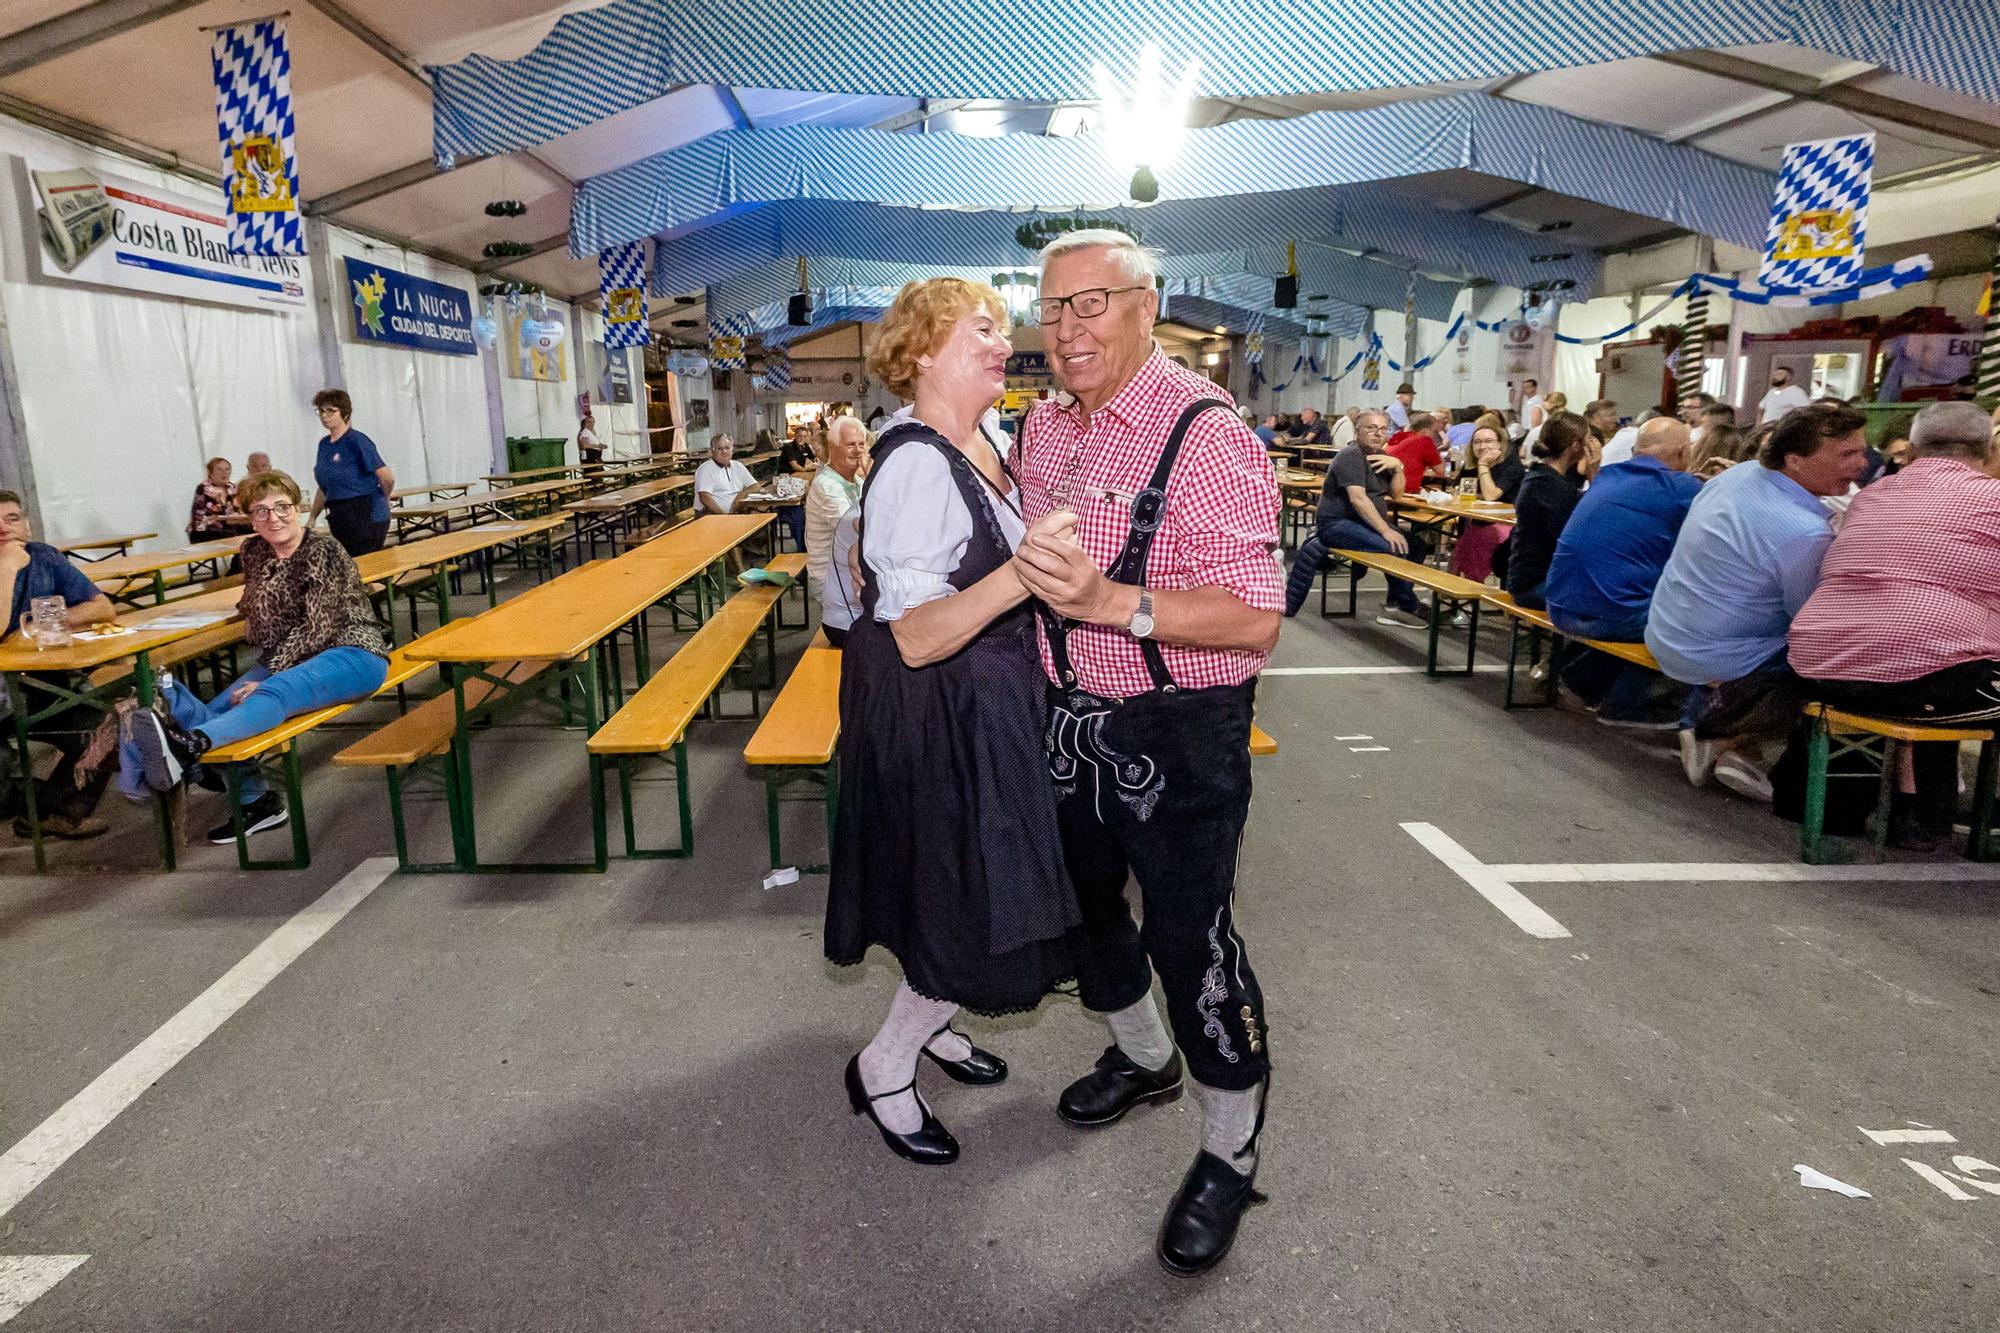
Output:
top-left (1760, 134), bottom-right (1874, 290)
top-left (24, 156), bottom-right (308, 311)
top-left (33, 168), bottom-right (113, 271)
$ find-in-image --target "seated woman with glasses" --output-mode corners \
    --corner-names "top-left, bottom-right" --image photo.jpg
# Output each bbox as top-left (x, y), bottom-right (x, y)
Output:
top-left (127, 469), bottom-right (390, 843)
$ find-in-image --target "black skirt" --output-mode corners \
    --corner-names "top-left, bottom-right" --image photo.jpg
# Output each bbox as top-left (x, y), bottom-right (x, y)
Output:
top-left (823, 428), bottom-right (1078, 1015)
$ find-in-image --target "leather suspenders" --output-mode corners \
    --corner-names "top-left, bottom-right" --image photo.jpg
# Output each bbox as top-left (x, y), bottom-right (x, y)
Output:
top-left (1033, 398), bottom-right (1230, 696)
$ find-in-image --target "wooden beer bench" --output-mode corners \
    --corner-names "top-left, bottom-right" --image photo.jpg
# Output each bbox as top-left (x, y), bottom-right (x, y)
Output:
top-left (1801, 704), bottom-right (1997, 865)
top-left (1326, 550), bottom-right (1489, 677)
top-left (1480, 592), bottom-right (1660, 709)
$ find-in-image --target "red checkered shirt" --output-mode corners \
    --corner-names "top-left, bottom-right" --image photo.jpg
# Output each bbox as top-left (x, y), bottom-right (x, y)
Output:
top-left (1788, 457), bottom-right (2000, 682)
top-left (1019, 347), bottom-right (1282, 697)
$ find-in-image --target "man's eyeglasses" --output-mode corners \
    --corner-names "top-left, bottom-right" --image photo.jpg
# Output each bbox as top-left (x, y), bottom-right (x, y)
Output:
top-left (1033, 285), bottom-right (1150, 326)
top-left (248, 502), bottom-right (297, 521)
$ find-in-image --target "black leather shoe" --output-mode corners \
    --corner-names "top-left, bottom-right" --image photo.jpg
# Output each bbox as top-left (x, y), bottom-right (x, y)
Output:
top-left (1157, 1151), bottom-right (1268, 1277)
top-left (1057, 1045), bottom-right (1183, 1127)
top-left (920, 1024), bottom-right (1007, 1086)
top-left (844, 1054), bottom-right (959, 1165)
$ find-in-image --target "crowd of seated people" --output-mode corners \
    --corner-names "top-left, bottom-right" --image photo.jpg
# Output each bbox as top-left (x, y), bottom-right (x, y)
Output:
top-left (1279, 384), bottom-right (1999, 854)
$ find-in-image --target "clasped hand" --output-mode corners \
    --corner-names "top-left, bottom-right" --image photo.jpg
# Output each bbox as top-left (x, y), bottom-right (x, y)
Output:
top-left (1014, 510), bottom-right (1124, 623)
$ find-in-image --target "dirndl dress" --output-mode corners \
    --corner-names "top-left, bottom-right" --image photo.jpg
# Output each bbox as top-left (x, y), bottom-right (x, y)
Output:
top-left (824, 423), bottom-right (1079, 1015)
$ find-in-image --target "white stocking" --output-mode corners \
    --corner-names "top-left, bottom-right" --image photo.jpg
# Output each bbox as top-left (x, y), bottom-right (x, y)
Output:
top-left (858, 981), bottom-right (958, 1134)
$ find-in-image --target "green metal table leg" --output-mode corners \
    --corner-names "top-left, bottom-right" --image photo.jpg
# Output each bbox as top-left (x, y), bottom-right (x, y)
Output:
top-left (765, 774), bottom-right (782, 868)
top-left (284, 744), bottom-right (310, 869)
top-left (824, 761), bottom-right (839, 862)
top-left (449, 663), bottom-right (477, 866)
top-left (7, 672), bottom-right (45, 872)
top-left (582, 649), bottom-right (607, 871)
top-left (1802, 719), bottom-right (1830, 864)
top-left (133, 651), bottom-right (175, 870)
top-left (1969, 739), bottom-right (1998, 862)
top-left (1871, 737), bottom-right (1896, 860)
top-left (387, 765), bottom-right (411, 868)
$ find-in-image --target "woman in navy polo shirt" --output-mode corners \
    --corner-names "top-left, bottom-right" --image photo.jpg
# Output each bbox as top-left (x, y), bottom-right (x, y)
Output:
top-left (306, 388), bottom-right (395, 555)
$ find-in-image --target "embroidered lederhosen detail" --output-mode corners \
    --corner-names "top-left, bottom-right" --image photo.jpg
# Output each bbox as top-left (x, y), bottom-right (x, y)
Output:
top-left (1028, 399), bottom-right (1229, 812)
top-left (1045, 689), bottom-right (1164, 821)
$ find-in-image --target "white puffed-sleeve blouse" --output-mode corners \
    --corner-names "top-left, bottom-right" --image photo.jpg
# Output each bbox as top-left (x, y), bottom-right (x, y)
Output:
top-left (862, 416), bottom-right (1025, 622)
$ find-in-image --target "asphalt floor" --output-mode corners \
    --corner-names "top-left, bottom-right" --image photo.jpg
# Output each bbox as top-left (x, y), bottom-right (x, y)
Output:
top-left (2, 565), bottom-right (1997, 1331)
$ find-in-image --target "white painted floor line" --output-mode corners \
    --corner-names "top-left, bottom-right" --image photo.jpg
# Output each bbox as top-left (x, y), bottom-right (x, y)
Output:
top-left (0, 857), bottom-right (398, 1222)
top-left (0, 1256), bottom-right (88, 1324)
top-left (1349, 746), bottom-right (1391, 753)
top-left (1335, 734), bottom-right (1373, 740)
top-left (1859, 1126), bottom-right (1957, 1146)
top-left (1400, 822), bottom-right (1572, 939)
top-left (1264, 664), bottom-right (1509, 675)
top-left (1490, 861), bottom-right (2000, 884)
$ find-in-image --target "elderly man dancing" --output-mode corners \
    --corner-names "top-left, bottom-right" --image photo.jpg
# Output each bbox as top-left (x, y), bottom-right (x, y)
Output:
top-left (1012, 230), bottom-right (1282, 1276)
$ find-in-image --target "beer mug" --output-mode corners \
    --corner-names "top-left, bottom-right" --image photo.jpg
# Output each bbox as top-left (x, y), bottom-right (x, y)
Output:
top-left (23, 595), bottom-right (70, 649)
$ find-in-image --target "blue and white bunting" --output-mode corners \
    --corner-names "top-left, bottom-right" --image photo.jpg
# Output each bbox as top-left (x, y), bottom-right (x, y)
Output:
top-left (210, 17), bottom-right (303, 256)
top-left (1759, 134), bottom-right (1873, 290)
top-left (598, 241), bottom-right (650, 348)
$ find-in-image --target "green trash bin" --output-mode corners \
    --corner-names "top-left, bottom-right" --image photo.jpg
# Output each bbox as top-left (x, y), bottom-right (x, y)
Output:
top-left (504, 436), bottom-right (568, 473)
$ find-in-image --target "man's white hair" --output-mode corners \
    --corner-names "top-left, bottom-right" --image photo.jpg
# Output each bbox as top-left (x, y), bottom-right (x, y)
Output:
top-left (1910, 399), bottom-right (1993, 456)
top-left (1038, 229), bottom-right (1161, 287)
top-left (827, 415), bottom-right (867, 446)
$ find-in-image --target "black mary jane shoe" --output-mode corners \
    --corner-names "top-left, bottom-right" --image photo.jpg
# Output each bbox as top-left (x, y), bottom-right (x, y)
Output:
top-left (1156, 1150), bottom-right (1268, 1277)
top-left (919, 1023), bottom-right (1007, 1086)
top-left (844, 1054), bottom-right (960, 1165)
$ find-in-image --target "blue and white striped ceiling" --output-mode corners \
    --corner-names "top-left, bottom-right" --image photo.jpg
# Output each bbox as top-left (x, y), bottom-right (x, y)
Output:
top-left (569, 93), bottom-right (1770, 260)
top-left (654, 186), bottom-right (1596, 306)
top-left (427, 0), bottom-right (1999, 167)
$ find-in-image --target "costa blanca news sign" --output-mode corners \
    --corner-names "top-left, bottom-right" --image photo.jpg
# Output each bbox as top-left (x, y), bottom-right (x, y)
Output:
top-left (25, 158), bottom-right (307, 312)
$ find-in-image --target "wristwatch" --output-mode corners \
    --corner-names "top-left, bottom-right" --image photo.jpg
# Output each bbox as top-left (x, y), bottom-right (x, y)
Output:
top-left (1128, 589), bottom-right (1156, 639)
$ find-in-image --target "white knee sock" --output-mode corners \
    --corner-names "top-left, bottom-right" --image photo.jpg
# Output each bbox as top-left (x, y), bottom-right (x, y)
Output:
top-left (1105, 992), bottom-right (1176, 1072)
top-left (1195, 1080), bottom-right (1266, 1176)
top-left (858, 981), bottom-right (957, 1134)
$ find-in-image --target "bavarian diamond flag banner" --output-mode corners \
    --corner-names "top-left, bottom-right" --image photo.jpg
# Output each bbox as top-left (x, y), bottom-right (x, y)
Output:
top-left (1759, 133), bottom-right (1874, 291)
top-left (210, 17), bottom-right (303, 255)
top-left (598, 242), bottom-right (650, 349)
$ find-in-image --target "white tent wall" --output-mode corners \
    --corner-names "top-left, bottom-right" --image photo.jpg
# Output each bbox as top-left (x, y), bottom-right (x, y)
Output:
top-left (0, 112), bottom-right (323, 547)
top-left (576, 309), bottom-right (645, 461)
top-left (321, 225), bottom-right (498, 487)
top-left (1550, 295), bottom-right (1689, 411)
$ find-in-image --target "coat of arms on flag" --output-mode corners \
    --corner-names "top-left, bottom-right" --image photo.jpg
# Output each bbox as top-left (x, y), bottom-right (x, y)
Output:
top-left (209, 17), bottom-right (303, 255)
top-left (1759, 134), bottom-right (1874, 291)
top-left (598, 242), bottom-right (649, 349)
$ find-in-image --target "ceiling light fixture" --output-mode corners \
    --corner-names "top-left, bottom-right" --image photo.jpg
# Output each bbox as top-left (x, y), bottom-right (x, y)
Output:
top-left (1091, 43), bottom-right (1200, 204)
top-left (991, 271), bottom-right (1039, 323)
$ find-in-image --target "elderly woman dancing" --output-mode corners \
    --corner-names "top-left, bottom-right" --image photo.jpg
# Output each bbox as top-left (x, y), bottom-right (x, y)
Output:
top-left (826, 277), bottom-right (1079, 1165)
top-left (128, 468), bottom-right (390, 843)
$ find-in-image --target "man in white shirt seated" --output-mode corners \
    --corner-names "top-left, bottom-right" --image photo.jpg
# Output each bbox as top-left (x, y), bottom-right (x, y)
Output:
top-left (693, 434), bottom-right (755, 514)
top-left (806, 416), bottom-right (867, 611)
top-left (1757, 367), bottom-right (1812, 425)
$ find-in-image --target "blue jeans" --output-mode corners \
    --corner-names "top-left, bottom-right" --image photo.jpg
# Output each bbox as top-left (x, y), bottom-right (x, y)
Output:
top-left (1284, 518), bottom-right (1429, 616)
top-left (142, 647), bottom-right (387, 803)
top-left (1549, 604), bottom-right (1680, 720)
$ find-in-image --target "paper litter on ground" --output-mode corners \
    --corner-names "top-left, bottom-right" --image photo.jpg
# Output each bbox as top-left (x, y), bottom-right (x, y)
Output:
top-left (1794, 1165), bottom-right (1870, 1198)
